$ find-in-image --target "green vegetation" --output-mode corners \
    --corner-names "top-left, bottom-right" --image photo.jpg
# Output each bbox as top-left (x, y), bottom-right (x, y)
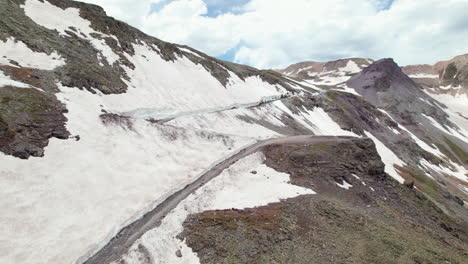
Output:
top-left (443, 136), bottom-right (468, 165)
top-left (444, 63), bottom-right (458, 80)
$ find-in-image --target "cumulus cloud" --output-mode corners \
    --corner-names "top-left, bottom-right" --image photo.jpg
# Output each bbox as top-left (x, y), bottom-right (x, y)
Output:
top-left (81, 0), bottom-right (468, 69)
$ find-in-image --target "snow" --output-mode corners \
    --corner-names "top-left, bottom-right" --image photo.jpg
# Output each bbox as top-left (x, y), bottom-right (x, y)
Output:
top-left (297, 106), bottom-right (359, 136)
top-left (304, 61), bottom-right (363, 86)
top-left (352, 173), bottom-right (366, 186)
top-left (388, 126), bottom-right (401, 135)
top-left (308, 74), bottom-right (351, 86)
top-left (422, 114), bottom-right (467, 141)
top-left (0, 37), bottom-right (65, 70)
top-left (118, 153), bottom-right (314, 264)
top-left (0, 70), bottom-right (31, 88)
top-left (0, 85), bottom-right (254, 264)
top-left (335, 84), bottom-right (361, 96)
top-left (420, 159), bottom-right (468, 182)
top-left (379, 109), bottom-right (446, 158)
top-left (179, 47), bottom-right (204, 59)
top-left (22, 0), bottom-right (120, 65)
top-left (339, 60), bottom-right (361, 74)
top-left (364, 131), bottom-right (406, 184)
top-left (408, 73), bottom-right (439, 79)
top-left (167, 105), bottom-right (283, 139)
top-left (425, 91), bottom-right (468, 132)
top-left (397, 124), bottom-right (445, 158)
top-left (111, 43), bottom-right (283, 113)
top-left (336, 179), bottom-right (353, 189)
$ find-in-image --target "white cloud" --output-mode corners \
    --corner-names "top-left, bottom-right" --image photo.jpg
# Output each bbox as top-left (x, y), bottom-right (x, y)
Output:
top-left (80, 0), bottom-right (468, 69)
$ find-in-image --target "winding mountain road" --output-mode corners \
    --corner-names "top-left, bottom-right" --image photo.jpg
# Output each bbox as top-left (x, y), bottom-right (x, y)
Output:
top-left (83, 135), bottom-right (352, 264)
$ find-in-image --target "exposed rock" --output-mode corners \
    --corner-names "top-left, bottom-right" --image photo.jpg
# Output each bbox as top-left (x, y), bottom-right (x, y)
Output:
top-left (181, 139), bottom-right (468, 264)
top-left (0, 86), bottom-right (69, 159)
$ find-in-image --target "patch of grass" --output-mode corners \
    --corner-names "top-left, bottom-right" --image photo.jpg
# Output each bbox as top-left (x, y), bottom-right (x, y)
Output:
top-left (443, 136), bottom-right (468, 165)
top-left (397, 165), bottom-right (441, 202)
top-left (444, 63), bottom-right (457, 80)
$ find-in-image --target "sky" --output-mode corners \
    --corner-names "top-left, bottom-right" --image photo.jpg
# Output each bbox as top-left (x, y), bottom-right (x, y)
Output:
top-left (81, 0), bottom-right (468, 69)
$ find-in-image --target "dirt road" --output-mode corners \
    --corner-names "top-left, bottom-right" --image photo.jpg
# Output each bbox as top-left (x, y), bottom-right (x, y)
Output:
top-left (83, 135), bottom-right (353, 264)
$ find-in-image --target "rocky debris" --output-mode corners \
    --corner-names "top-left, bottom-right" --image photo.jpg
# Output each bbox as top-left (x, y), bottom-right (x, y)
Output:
top-left (0, 86), bottom-right (69, 159)
top-left (100, 113), bottom-right (134, 131)
top-left (181, 138), bottom-right (468, 264)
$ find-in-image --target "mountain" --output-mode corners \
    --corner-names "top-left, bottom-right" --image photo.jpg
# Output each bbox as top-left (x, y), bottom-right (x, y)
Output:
top-left (1, 1), bottom-right (467, 264)
top-left (403, 54), bottom-right (468, 131)
top-left (277, 58), bottom-right (373, 86)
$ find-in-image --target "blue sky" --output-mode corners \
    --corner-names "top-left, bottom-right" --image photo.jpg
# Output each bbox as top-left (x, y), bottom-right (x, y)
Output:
top-left (84, 0), bottom-right (468, 69)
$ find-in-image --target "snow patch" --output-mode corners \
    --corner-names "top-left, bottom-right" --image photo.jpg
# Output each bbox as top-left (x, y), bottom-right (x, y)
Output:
top-left (336, 179), bottom-right (353, 189)
top-left (0, 70), bottom-right (31, 88)
top-left (0, 37), bottom-right (65, 70)
top-left (22, 0), bottom-right (119, 65)
top-left (364, 131), bottom-right (406, 184)
top-left (179, 47), bottom-right (204, 59)
top-left (339, 60), bottom-right (361, 74)
top-left (298, 107), bottom-right (359, 136)
top-left (420, 159), bottom-right (468, 182)
top-left (408, 73), bottom-right (439, 79)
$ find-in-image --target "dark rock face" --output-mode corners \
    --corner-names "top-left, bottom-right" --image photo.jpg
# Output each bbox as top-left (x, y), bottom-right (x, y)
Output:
top-left (181, 139), bottom-right (468, 264)
top-left (347, 59), bottom-right (433, 109)
top-left (0, 86), bottom-right (69, 159)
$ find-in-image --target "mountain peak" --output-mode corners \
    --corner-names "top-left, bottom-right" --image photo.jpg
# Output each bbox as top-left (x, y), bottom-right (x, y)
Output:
top-left (347, 58), bottom-right (416, 94)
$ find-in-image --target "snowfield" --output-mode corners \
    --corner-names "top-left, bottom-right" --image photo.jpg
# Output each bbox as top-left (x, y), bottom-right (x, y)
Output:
top-left (0, 85), bottom-right (254, 264)
top-left (117, 153), bottom-right (314, 264)
top-left (0, 37), bottom-right (66, 70)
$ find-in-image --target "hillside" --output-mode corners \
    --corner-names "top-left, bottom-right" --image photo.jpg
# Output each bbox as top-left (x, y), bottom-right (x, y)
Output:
top-left (1, 1), bottom-right (467, 264)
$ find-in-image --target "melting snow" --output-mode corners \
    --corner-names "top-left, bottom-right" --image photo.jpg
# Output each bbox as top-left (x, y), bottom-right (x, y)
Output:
top-left (0, 70), bottom-right (31, 88)
top-left (408, 73), bottom-right (439, 79)
top-left (179, 47), bottom-right (204, 59)
top-left (364, 131), bottom-right (406, 184)
top-left (339, 60), bottom-right (361, 74)
top-left (420, 159), bottom-right (468, 182)
top-left (336, 179), bottom-right (353, 189)
top-left (0, 85), bottom-right (254, 264)
top-left (118, 153), bottom-right (314, 264)
top-left (0, 37), bottom-right (65, 70)
top-left (422, 114), bottom-right (467, 141)
top-left (22, 0), bottom-right (120, 65)
top-left (114, 43), bottom-right (283, 113)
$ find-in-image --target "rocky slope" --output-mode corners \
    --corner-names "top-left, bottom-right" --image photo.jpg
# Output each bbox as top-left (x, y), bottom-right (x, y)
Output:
top-left (403, 54), bottom-right (468, 131)
top-left (403, 54), bottom-right (468, 94)
top-left (182, 138), bottom-right (467, 264)
top-left (0, 1), bottom-right (467, 264)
